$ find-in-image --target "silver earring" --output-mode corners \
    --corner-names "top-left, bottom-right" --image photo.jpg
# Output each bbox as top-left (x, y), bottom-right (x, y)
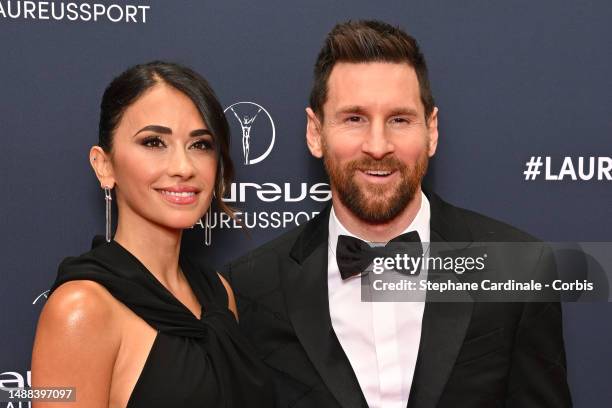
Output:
top-left (217, 158), bottom-right (225, 198)
top-left (104, 186), bottom-right (112, 242)
top-left (204, 207), bottom-right (212, 246)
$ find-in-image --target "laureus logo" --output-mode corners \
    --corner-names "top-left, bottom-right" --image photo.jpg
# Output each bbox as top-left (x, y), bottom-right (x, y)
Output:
top-left (224, 102), bottom-right (275, 165)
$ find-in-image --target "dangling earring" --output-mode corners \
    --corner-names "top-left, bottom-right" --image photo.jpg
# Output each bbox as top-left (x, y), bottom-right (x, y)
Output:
top-left (218, 158), bottom-right (225, 198)
top-left (104, 186), bottom-right (113, 242)
top-left (204, 209), bottom-right (212, 246)
top-left (205, 161), bottom-right (224, 246)
top-left (203, 188), bottom-right (215, 246)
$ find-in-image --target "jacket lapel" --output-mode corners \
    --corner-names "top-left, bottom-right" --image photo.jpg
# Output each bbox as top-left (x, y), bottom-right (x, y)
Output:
top-left (282, 191), bottom-right (474, 408)
top-left (283, 206), bottom-right (367, 408)
top-left (407, 191), bottom-right (474, 408)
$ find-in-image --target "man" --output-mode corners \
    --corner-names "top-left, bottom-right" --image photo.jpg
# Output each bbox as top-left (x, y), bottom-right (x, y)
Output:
top-left (224, 20), bottom-right (571, 407)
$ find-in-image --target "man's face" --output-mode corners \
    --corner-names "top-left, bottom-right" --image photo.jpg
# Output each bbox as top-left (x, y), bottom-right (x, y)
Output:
top-left (306, 62), bottom-right (438, 223)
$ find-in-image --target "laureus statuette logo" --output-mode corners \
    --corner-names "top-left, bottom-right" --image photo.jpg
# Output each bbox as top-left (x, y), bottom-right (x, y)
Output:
top-left (224, 101), bottom-right (275, 165)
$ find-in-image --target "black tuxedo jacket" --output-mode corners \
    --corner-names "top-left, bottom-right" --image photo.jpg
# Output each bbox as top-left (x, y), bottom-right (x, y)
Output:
top-left (224, 192), bottom-right (572, 407)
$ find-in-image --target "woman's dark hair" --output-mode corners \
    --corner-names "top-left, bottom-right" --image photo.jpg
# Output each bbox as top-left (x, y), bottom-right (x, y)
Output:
top-left (98, 61), bottom-right (234, 216)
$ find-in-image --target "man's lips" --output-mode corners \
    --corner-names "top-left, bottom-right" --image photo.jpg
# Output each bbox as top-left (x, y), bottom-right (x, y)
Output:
top-left (356, 169), bottom-right (398, 183)
top-left (362, 169), bottom-right (394, 176)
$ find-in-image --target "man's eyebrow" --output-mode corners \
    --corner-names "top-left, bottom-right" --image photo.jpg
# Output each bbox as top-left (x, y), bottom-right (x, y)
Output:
top-left (335, 105), bottom-right (368, 115)
top-left (334, 106), bottom-right (420, 117)
top-left (389, 107), bottom-right (420, 117)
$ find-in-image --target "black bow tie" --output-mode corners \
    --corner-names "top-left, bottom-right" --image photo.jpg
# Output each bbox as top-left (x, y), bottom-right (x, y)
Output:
top-left (336, 231), bottom-right (422, 280)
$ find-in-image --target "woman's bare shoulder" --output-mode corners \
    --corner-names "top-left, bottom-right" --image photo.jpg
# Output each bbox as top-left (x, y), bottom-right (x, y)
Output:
top-left (40, 280), bottom-right (121, 332)
top-left (32, 281), bottom-right (123, 407)
top-left (33, 281), bottom-right (124, 368)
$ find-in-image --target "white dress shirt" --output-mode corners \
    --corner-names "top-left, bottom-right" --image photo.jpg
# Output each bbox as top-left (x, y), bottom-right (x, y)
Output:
top-left (327, 191), bottom-right (430, 408)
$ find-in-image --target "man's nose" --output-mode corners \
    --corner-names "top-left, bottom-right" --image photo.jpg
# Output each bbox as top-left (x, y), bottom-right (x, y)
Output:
top-left (362, 120), bottom-right (394, 159)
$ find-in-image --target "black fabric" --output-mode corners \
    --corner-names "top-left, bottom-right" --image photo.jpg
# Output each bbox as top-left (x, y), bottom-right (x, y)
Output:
top-left (336, 231), bottom-right (421, 280)
top-left (51, 238), bottom-right (275, 408)
top-left (224, 191), bottom-right (572, 408)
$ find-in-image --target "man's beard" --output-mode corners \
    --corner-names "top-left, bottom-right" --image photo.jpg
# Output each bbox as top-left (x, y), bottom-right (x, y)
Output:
top-left (323, 150), bottom-right (428, 224)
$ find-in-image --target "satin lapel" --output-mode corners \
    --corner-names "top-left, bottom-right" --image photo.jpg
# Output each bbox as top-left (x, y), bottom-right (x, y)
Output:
top-left (284, 207), bottom-right (366, 408)
top-left (407, 191), bottom-right (474, 408)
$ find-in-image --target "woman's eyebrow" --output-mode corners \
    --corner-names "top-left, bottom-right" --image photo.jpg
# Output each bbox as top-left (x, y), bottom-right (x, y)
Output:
top-left (133, 125), bottom-right (212, 137)
top-left (190, 129), bottom-right (212, 137)
top-left (133, 124), bottom-right (172, 137)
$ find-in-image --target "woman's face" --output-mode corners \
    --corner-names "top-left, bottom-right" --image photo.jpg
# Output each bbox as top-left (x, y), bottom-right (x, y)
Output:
top-left (101, 83), bottom-right (217, 231)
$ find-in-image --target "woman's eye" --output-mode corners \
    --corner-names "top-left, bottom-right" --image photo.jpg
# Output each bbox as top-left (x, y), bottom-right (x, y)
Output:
top-left (190, 140), bottom-right (213, 150)
top-left (141, 136), bottom-right (165, 148)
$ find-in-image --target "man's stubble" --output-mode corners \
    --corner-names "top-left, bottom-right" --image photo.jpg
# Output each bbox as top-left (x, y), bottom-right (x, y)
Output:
top-left (322, 139), bottom-right (429, 224)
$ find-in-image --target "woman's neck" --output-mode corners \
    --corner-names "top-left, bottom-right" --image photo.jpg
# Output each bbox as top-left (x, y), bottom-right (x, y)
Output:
top-left (113, 213), bottom-right (183, 288)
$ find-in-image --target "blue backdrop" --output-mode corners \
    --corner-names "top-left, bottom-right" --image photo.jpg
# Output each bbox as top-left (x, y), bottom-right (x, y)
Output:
top-left (1, 1), bottom-right (610, 406)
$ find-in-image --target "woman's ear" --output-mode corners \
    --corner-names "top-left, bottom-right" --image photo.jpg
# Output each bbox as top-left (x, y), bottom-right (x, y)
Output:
top-left (89, 146), bottom-right (115, 188)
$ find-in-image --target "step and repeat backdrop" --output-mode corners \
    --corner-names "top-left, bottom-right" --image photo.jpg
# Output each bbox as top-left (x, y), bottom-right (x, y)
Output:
top-left (1, 1), bottom-right (611, 406)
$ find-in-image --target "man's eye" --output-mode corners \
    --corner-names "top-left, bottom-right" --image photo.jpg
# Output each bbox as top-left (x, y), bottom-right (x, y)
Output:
top-left (346, 116), bottom-right (363, 123)
top-left (391, 117), bottom-right (409, 124)
top-left (142, 136), bottom-right (165, 148)
top-left (191, 140), bottom-right (213, 150)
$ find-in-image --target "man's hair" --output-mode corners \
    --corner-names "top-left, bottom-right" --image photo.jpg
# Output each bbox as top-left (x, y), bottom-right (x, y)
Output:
top-left (309, 20), bottom-right (435, 121)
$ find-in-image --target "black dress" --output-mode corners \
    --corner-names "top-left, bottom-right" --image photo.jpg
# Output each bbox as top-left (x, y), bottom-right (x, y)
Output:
top-left (50, 238), bottom-right (275, 407)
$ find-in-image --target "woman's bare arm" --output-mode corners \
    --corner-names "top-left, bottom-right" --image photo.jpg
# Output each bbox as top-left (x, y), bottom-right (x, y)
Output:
top-left (31, 281), bottom-right (121, 408)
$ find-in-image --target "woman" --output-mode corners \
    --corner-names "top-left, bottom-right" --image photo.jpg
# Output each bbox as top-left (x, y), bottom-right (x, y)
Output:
top-left (31, 61), bottom-right (274, 407)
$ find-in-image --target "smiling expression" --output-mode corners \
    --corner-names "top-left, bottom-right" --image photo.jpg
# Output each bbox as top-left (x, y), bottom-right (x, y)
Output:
top-left (103, 83), bottom-right (217, 231)
top-left (307, 62), bottom-right (438, 223)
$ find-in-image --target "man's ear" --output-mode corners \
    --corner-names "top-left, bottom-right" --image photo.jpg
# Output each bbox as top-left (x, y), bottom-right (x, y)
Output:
top-left (305, 107), bottom-right (324, 158)
top-left (89, 146), bottom-right (115, 189)
top-left (426, 106), bottom-right (439, 157)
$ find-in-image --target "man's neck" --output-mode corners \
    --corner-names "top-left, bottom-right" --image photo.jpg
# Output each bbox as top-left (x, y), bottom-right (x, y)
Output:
top-left (332, 188), bottom-right (423, 242)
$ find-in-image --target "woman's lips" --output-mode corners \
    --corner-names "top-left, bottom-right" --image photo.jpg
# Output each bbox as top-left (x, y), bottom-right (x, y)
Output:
top-left (157, 189), bottom-right (198, 205)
